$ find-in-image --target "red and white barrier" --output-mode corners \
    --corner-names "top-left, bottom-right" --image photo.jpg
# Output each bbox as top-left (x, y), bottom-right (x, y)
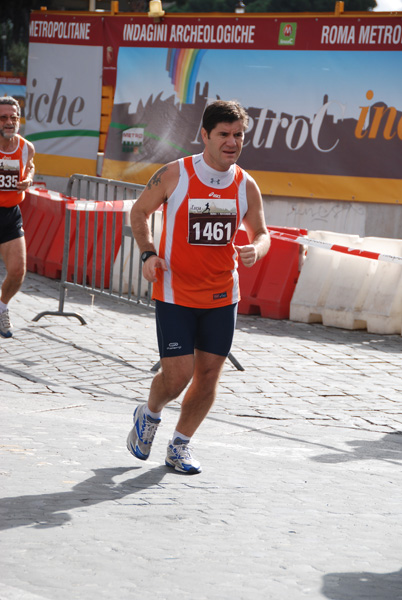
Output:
top-left (269, 229), bottom-right (402, 266)
top-left (26, 185), bottom-right (72, 203)
top-left (62, 207), bottom-right (402, 268)
top-left (236, 226), bottom-right (307, 319)
top-left (21, 191), bottom-right (402, 335)
top-left (20, 186), bottom-right (71, 278)
top-left (66, 199), bottom-right (135, 212)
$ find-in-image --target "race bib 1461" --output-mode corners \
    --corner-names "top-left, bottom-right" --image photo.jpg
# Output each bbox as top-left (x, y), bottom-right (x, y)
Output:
top-left (188, 198), bottom-right (237, 246)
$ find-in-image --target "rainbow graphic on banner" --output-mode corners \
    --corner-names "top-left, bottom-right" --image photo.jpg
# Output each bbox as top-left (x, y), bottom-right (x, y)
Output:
top-left (166, 48), bottom-right (206, 104)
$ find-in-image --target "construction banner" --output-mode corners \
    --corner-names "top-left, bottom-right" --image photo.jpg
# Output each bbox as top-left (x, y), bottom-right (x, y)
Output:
top-left (25, 14), bottom-right (104, 177)
top-left (101, 14), bottom-right (402, 203)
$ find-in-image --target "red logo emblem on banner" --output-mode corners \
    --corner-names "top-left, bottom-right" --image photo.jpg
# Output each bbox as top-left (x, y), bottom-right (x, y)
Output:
top-left (283, 24), bottom-right (293, 37)
top-left (279, 22), bottom-right (297, 45)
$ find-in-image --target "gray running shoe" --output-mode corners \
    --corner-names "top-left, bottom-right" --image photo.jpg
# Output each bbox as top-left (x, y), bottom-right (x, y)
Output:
top-left (165, 437), bottom-right (202, 474)
top-left (0, 309), bottom-right (13, 338)
top-left (127, 403), bottom-right (161, 461)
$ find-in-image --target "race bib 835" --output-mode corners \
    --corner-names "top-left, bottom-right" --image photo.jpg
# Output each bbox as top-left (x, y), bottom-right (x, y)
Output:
top-left (0, 159), bottom-right (20, 191)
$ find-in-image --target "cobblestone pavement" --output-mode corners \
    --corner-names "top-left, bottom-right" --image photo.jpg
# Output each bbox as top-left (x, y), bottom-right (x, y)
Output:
top-left (1, 265), bottom-right (402, 600)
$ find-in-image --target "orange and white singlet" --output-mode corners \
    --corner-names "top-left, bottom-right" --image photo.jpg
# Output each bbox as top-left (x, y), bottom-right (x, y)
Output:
top-left (0, 135), bottom-right (30, 208)
top-left (152, 153), bottom-right (250, 309)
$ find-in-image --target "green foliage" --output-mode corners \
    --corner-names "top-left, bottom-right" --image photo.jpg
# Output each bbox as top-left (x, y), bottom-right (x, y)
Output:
top-left (8, 42), bottom-right (28, 74)
top-left (169, 0), bottom-right (377, 12)
top-left (344, 0), bottom-right (377, 9)
top-left (169, 0), bottom-right (233, 11)
top-left (246, 0), bottom-right (273, 12)
top-left (268, 0), bottom-right (376, 10)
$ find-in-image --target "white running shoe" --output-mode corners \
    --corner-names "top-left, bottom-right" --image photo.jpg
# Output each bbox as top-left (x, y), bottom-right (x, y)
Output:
top-left (165, 438), bottom-right (202, 474)
top-left (126, 403), bottom-right (161, 461)
top-left (0, 309), bottom-right (13, 338)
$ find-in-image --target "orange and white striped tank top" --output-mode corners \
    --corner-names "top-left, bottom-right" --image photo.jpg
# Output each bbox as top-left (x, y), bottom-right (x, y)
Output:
top-left (0, 135), bottom-right (30, 207)
top-left (152, 153), bottom-right (249, 308)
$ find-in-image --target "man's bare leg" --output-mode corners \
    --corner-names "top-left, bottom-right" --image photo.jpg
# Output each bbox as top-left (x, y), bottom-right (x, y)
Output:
top-left (148, 354), bottom-right (195, 412)
top-left (174, 350), bottom-right (226, 438)
top-left (163, 350), bottom-right (226, 474)
top-left (0, 236), bottom-right (26, 304)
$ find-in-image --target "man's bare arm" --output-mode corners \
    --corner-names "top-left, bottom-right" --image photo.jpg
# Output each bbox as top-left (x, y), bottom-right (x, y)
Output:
top-left (17, 140), bottom-right (35, 191)
top-left (235, 176), bottom-right (270, 268)
top-left (130, 161), bottom-right (179, 281)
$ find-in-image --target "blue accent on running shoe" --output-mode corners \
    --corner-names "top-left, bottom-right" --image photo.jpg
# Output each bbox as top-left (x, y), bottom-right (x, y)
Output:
top-left (129, 440), bottom-right (148, 460)
top-left (126, 403), bottom-right (161, 461)
top-left (165, 439), bottom-right (202, 474)
top-left (0, 330), bottom-right (12, 338)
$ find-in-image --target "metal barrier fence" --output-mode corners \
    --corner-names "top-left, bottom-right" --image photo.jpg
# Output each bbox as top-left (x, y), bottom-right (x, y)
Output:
top-left (33, 174), bottom-right (150, 325)
top-left (33, 173), bottom-right (244, 371)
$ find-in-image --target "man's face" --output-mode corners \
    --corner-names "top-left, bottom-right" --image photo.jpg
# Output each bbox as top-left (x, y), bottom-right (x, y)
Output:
top-left (201, 120), bottom-right (245, 172)
top-left (0, 105), bottom-right (20, 140)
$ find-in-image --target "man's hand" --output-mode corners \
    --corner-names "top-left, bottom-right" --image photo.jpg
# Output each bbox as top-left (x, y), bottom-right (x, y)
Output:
top-left (234, 244), bottom-right (258, 268)
top-left (143, 255), bottom-right (168, 282)
top-left (16, 177), bottom-right (33, 191)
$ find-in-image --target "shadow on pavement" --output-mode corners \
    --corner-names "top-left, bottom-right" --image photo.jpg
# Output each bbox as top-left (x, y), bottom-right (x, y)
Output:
top-left (311, 432), bottom-right (402, 465)
top-left (0, 465), bottom-right (168, 531)
top-left (207, 412), bottom-right (402, 465)
top-left (322, 568), bottom-right (402, 600)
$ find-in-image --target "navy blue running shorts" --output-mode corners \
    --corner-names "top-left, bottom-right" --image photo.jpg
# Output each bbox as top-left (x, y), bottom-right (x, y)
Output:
top-left (155, 300), bottom-right (238, 358)
top-left (0, 205), bottom-right (24, 244)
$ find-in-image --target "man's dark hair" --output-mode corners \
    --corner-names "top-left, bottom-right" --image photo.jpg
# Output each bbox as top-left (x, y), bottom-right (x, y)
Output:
top-left (202, 100), bottom-right (249, 135)
top-left (0, 96), bottom-right (21, 117)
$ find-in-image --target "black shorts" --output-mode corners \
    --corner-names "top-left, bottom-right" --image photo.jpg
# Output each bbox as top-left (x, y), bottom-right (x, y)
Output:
top-left (0, 205), bottom-right (24, 245)
top-left (155, 300), bottom-right (238, 358)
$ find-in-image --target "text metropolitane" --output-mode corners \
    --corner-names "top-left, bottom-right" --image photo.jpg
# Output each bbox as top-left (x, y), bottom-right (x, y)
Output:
top-left (30, 20), bottom-right (92, 40)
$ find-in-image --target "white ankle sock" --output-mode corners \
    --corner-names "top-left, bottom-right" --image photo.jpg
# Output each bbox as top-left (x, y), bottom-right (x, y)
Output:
top-left (144, 405), bottom-right (162, 420)
top-left (0, 301), bottom-right (7, 313)
top-left (172, 430), bottom-right (191, 444)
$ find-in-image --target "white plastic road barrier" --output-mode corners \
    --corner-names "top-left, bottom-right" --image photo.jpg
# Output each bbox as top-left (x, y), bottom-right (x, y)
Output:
top-left (289, 231), bottom-right (361, 327)
top-left (358, 237), bottom-right (402, 335)
top-left (287, 230), bottom-right (402, 334)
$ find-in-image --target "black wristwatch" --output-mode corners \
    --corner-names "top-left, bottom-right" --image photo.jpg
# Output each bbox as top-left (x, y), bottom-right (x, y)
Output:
top-left (141, 250), bottom-right (157, 263)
